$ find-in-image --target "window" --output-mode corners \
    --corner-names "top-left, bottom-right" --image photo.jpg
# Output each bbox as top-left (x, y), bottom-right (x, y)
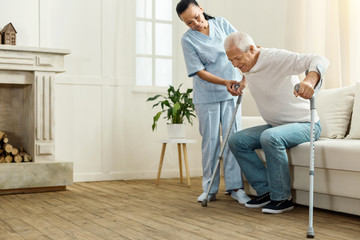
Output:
top-left (135, 0), bottom-right (173, 87)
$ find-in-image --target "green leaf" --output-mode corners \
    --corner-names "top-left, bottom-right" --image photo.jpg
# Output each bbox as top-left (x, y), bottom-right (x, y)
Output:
top-left (146, 95), bottom-right (163, 102)
top-left (172, 102), bottom-right (180, 117)
top-left (152, 102), bottom-right (161, 108)
top-left (151, 111), bottom-right (162, 131)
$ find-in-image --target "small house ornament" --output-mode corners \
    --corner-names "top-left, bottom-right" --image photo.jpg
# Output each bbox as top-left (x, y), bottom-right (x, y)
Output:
top-left (0, 22), bottom-right (17, 45)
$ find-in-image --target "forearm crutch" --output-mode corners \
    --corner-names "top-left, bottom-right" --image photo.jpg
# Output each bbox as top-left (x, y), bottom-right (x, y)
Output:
top-left (202, 84), bottom-right (242, 207)
top-left (294, 65), bottom-right (324, 238)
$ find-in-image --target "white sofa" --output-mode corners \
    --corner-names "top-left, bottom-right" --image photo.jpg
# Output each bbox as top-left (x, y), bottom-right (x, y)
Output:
top-left (241, 81), bottom-right (360, 216)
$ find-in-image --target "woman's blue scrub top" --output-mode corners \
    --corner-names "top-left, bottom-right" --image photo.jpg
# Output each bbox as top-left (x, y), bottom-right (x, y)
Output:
top-left (181, 17), bottom-right (242, 104)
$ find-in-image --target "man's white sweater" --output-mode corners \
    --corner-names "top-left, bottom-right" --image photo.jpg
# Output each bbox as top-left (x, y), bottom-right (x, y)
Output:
top-left (244, 48), bottom-right (329, 127)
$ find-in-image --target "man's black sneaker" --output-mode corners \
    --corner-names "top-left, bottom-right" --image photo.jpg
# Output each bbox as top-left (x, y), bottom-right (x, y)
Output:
top-left (245, 192), bottom-right (271, 208)
top-left (262, 198), bottom-right (295, 214)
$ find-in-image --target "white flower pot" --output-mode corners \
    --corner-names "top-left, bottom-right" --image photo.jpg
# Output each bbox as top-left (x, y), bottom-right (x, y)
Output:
top-left (167, 123), bottom-right (186, 139)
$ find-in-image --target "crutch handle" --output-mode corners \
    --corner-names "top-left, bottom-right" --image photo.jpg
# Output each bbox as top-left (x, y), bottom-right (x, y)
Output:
top-left (233, 83), bottom-right (243, 104)
top-left (294, 81), bottom-right (322, 98)
top-left (294, 65), bottom-right (324, 98)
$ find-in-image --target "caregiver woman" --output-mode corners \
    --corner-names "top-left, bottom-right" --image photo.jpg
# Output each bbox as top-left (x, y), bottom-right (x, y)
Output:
top-left (176, 0), bottom-right (249, 204)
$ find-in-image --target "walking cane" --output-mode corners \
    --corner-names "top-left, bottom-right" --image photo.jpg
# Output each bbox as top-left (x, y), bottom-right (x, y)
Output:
top-left (294, 65), bottom-right (324, 238)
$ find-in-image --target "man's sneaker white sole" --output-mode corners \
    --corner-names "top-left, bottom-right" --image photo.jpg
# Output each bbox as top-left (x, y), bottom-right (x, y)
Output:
top-left (261, 198), bottom-right (295, 214)
top-left (262, 205), bottom-right (294, 214)
top-left (244, 192), bottom-right (271, 208)
top-left (245, 200), bottom-right (271, 208)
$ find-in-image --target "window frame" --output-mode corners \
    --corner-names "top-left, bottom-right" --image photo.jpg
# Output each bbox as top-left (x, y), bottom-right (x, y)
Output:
top-left (135, 0), bottom-right (173, 88)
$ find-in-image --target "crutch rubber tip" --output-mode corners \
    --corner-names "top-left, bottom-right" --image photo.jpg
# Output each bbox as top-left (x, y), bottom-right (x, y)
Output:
top-left (307, 230), bottom-right (314, 238)
top-left (201, 199), bottom-right (208, 207)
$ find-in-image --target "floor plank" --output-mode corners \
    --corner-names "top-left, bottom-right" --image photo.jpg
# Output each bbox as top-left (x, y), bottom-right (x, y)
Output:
top-left (0, 177), bottom-right (359, 240)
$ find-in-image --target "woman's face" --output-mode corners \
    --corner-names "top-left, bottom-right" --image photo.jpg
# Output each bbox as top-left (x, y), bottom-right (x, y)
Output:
top-left (180, 4), bottom-right (207, 31)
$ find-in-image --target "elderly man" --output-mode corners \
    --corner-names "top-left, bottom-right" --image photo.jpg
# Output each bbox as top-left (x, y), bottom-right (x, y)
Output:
top-left (224, 32), bottom-right (329, 214)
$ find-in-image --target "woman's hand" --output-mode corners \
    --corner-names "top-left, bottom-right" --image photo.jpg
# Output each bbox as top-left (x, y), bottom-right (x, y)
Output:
top-left (226, 80), bottom-right (241, 96)
top-left (226, 77), bottom-right (247, 96)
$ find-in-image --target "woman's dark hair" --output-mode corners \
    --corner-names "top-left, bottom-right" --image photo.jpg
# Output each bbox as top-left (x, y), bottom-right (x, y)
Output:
top-left (176, 0), bottom-right (215, 20)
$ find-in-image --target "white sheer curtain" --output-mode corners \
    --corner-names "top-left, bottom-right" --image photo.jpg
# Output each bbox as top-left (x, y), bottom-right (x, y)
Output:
top-left (285, 0), bottom-right (360, 88)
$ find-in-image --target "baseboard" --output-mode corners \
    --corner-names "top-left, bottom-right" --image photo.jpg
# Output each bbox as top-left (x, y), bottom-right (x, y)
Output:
top-left (0, 186), bottom-right (66, 195)
top-left (73, 168), bottom-right (203, 182)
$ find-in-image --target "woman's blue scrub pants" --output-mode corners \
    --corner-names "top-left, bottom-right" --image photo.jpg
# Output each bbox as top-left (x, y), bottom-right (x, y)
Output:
top-left (195, 98), bottom-right (244, 194)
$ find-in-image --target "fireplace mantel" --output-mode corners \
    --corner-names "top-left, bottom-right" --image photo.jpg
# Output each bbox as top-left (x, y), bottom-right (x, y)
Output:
top-left (0, 45), bottom-right (70, 72)
top-left (0, 45), bottom-right (73, 194)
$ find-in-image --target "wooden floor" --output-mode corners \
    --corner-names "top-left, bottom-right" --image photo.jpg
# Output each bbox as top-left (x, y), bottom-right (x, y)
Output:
top-left (0, 178), bottom-right (359, 240)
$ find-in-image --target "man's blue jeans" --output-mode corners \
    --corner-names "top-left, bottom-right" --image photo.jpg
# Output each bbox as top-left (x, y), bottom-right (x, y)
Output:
top-left (228, 121), bottom-right (321, 201)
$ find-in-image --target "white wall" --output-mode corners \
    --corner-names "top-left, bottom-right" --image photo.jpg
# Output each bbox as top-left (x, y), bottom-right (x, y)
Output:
top-left (0, 0), bottom-right (287, 182)
top-left (203, 0), bottom-right (287, 48)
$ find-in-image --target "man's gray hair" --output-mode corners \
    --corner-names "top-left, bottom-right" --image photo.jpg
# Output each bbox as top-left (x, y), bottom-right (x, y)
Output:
top-left (224, 32), bottom-right (257, 52)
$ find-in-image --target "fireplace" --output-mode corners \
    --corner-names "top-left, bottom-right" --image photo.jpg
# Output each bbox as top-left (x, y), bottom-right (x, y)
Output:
top-left (0, 45), bottom-right (73, 194)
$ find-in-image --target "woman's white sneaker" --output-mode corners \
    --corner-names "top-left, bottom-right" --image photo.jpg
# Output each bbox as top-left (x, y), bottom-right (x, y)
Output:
top-left (230, 189), bottom-right (251, 204)
top-left (197, 192), bottom-right (216, 202)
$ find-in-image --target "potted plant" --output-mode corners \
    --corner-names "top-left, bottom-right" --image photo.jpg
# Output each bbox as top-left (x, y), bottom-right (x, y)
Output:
top-left (146, 84), bottom-right (196, 138)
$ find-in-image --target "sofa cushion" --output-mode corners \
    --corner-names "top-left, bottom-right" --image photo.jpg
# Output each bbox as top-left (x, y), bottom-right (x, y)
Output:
top-left (288, 138), bottom-right (360, 171)
top-left (316, 85), bottom-right (355, 139)
top-left (346, 81), bottom-right (360, 139)
top-left (254, 138), bottom-right (360, 171)
top-left (241, 116), bottom-right (266, 130)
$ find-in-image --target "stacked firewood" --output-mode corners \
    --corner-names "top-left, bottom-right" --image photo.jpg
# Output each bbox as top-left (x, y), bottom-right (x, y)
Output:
top-left (0, 131), bottom-right (32, 163)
